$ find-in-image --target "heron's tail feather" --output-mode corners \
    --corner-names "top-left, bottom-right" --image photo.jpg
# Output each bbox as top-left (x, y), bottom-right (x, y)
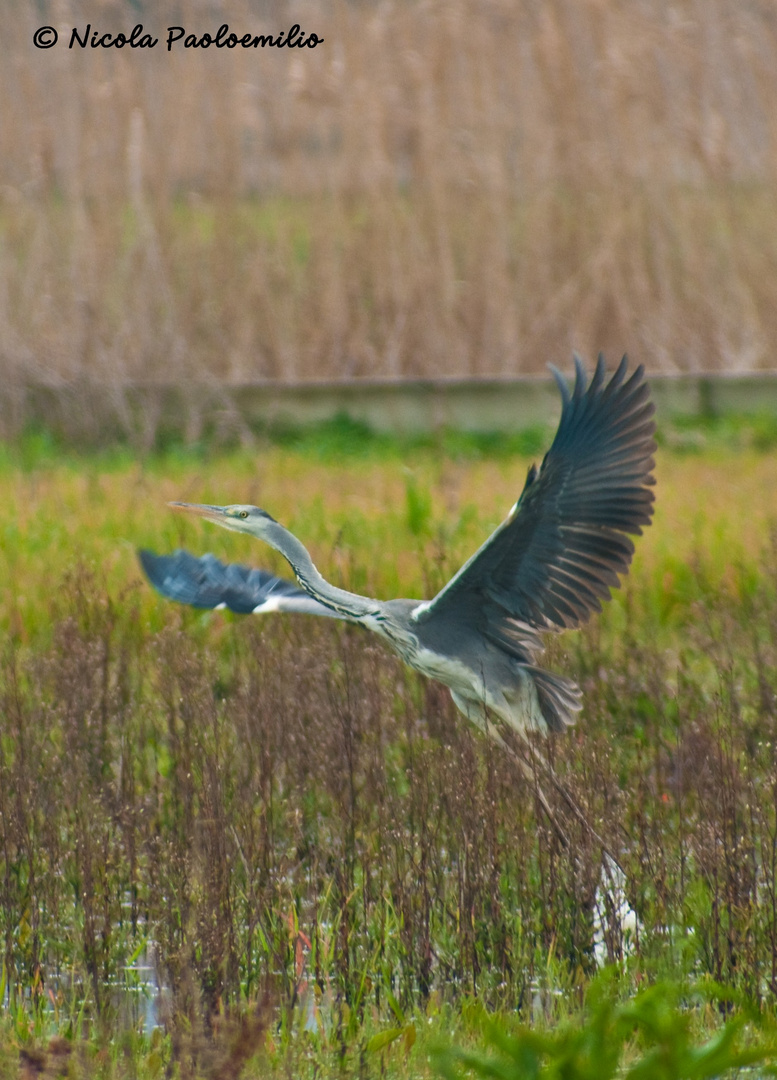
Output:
top-left (524, 665), bottom-right (583, 733)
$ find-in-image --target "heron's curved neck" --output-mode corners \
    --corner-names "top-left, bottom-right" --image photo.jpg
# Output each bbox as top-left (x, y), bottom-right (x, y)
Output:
top-left (264, 521), bottom-right (379, 620)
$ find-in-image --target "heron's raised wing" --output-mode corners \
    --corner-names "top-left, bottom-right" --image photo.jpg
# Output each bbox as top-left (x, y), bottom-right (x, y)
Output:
top-left (138, 549), bottom-right (342, 617)
top-left (414, 355), bottom-right (655, 641)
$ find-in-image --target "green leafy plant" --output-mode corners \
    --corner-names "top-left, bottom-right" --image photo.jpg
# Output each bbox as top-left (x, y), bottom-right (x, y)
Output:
top-left (433, 973), bottom-right (777, 1080)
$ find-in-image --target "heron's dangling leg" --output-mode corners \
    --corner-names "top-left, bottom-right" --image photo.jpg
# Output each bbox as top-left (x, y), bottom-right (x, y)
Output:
top-left (517, 736), bottom-right (618, 862)
top-left (508, 731), bottom-right (636, 961)
top-left (456, 690), bottom-right (627, 882)
top-left (511, 740), bottom-right (572, 851)
top-left (450, 691), bottom-right (571, 849)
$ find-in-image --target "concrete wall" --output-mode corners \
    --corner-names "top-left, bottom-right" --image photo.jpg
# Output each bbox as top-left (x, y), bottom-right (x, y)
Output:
top-left (7, 372), bottom-right (777, 445)
top-left (236, 373), bottom-right (777, 433)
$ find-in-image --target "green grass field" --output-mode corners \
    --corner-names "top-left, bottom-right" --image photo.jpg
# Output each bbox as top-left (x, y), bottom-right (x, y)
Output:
top-left (3, 424), bottom-right (777, 1077)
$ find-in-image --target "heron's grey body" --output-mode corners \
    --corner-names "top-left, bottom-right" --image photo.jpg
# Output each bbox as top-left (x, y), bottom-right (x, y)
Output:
top-left (141, 355), bottom-right (655, 738)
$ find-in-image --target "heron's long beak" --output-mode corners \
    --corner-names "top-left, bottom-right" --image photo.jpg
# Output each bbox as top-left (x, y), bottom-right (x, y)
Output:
top-left (168, 501), bottom-right (228, 523)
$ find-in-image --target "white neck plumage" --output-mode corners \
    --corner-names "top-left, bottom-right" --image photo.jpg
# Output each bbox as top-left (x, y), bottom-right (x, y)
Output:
top-left (263, 521), bottom-right (380, 621)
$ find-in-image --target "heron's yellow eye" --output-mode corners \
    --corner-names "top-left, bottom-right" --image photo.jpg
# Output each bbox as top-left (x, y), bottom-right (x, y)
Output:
top-left (239, 511), bottom-right (248, 519)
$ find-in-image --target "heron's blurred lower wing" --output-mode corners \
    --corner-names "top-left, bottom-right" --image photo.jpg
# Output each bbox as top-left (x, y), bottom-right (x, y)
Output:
top-left (138, 549), bottom-right (342, 617)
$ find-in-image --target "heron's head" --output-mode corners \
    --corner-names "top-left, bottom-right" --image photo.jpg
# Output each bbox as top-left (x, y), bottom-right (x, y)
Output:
top-left (169, 502), bottom-right (277, 536)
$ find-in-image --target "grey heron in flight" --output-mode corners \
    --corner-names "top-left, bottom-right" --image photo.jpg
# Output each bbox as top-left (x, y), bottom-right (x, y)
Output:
top-left (141, 355), bottom-right (655, 740)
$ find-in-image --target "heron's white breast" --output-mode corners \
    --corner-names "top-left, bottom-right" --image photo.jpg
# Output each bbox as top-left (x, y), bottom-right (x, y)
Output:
top-left (410, 647), bottom-right (480, 696)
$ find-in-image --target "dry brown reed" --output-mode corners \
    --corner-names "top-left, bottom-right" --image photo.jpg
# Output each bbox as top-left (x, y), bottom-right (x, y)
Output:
top-left (2, 0), bottom-right (777, 435)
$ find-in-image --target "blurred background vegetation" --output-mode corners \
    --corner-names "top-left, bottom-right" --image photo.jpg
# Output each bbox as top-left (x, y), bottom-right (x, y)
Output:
top-left (2, 0), bottom-right (777, 416)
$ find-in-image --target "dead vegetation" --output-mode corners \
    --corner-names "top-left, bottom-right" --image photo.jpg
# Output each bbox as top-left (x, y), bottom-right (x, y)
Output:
top-left (2, 0), bottom-right (777, 441)
top-left (3, 540), bottom-right (777, 1046)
